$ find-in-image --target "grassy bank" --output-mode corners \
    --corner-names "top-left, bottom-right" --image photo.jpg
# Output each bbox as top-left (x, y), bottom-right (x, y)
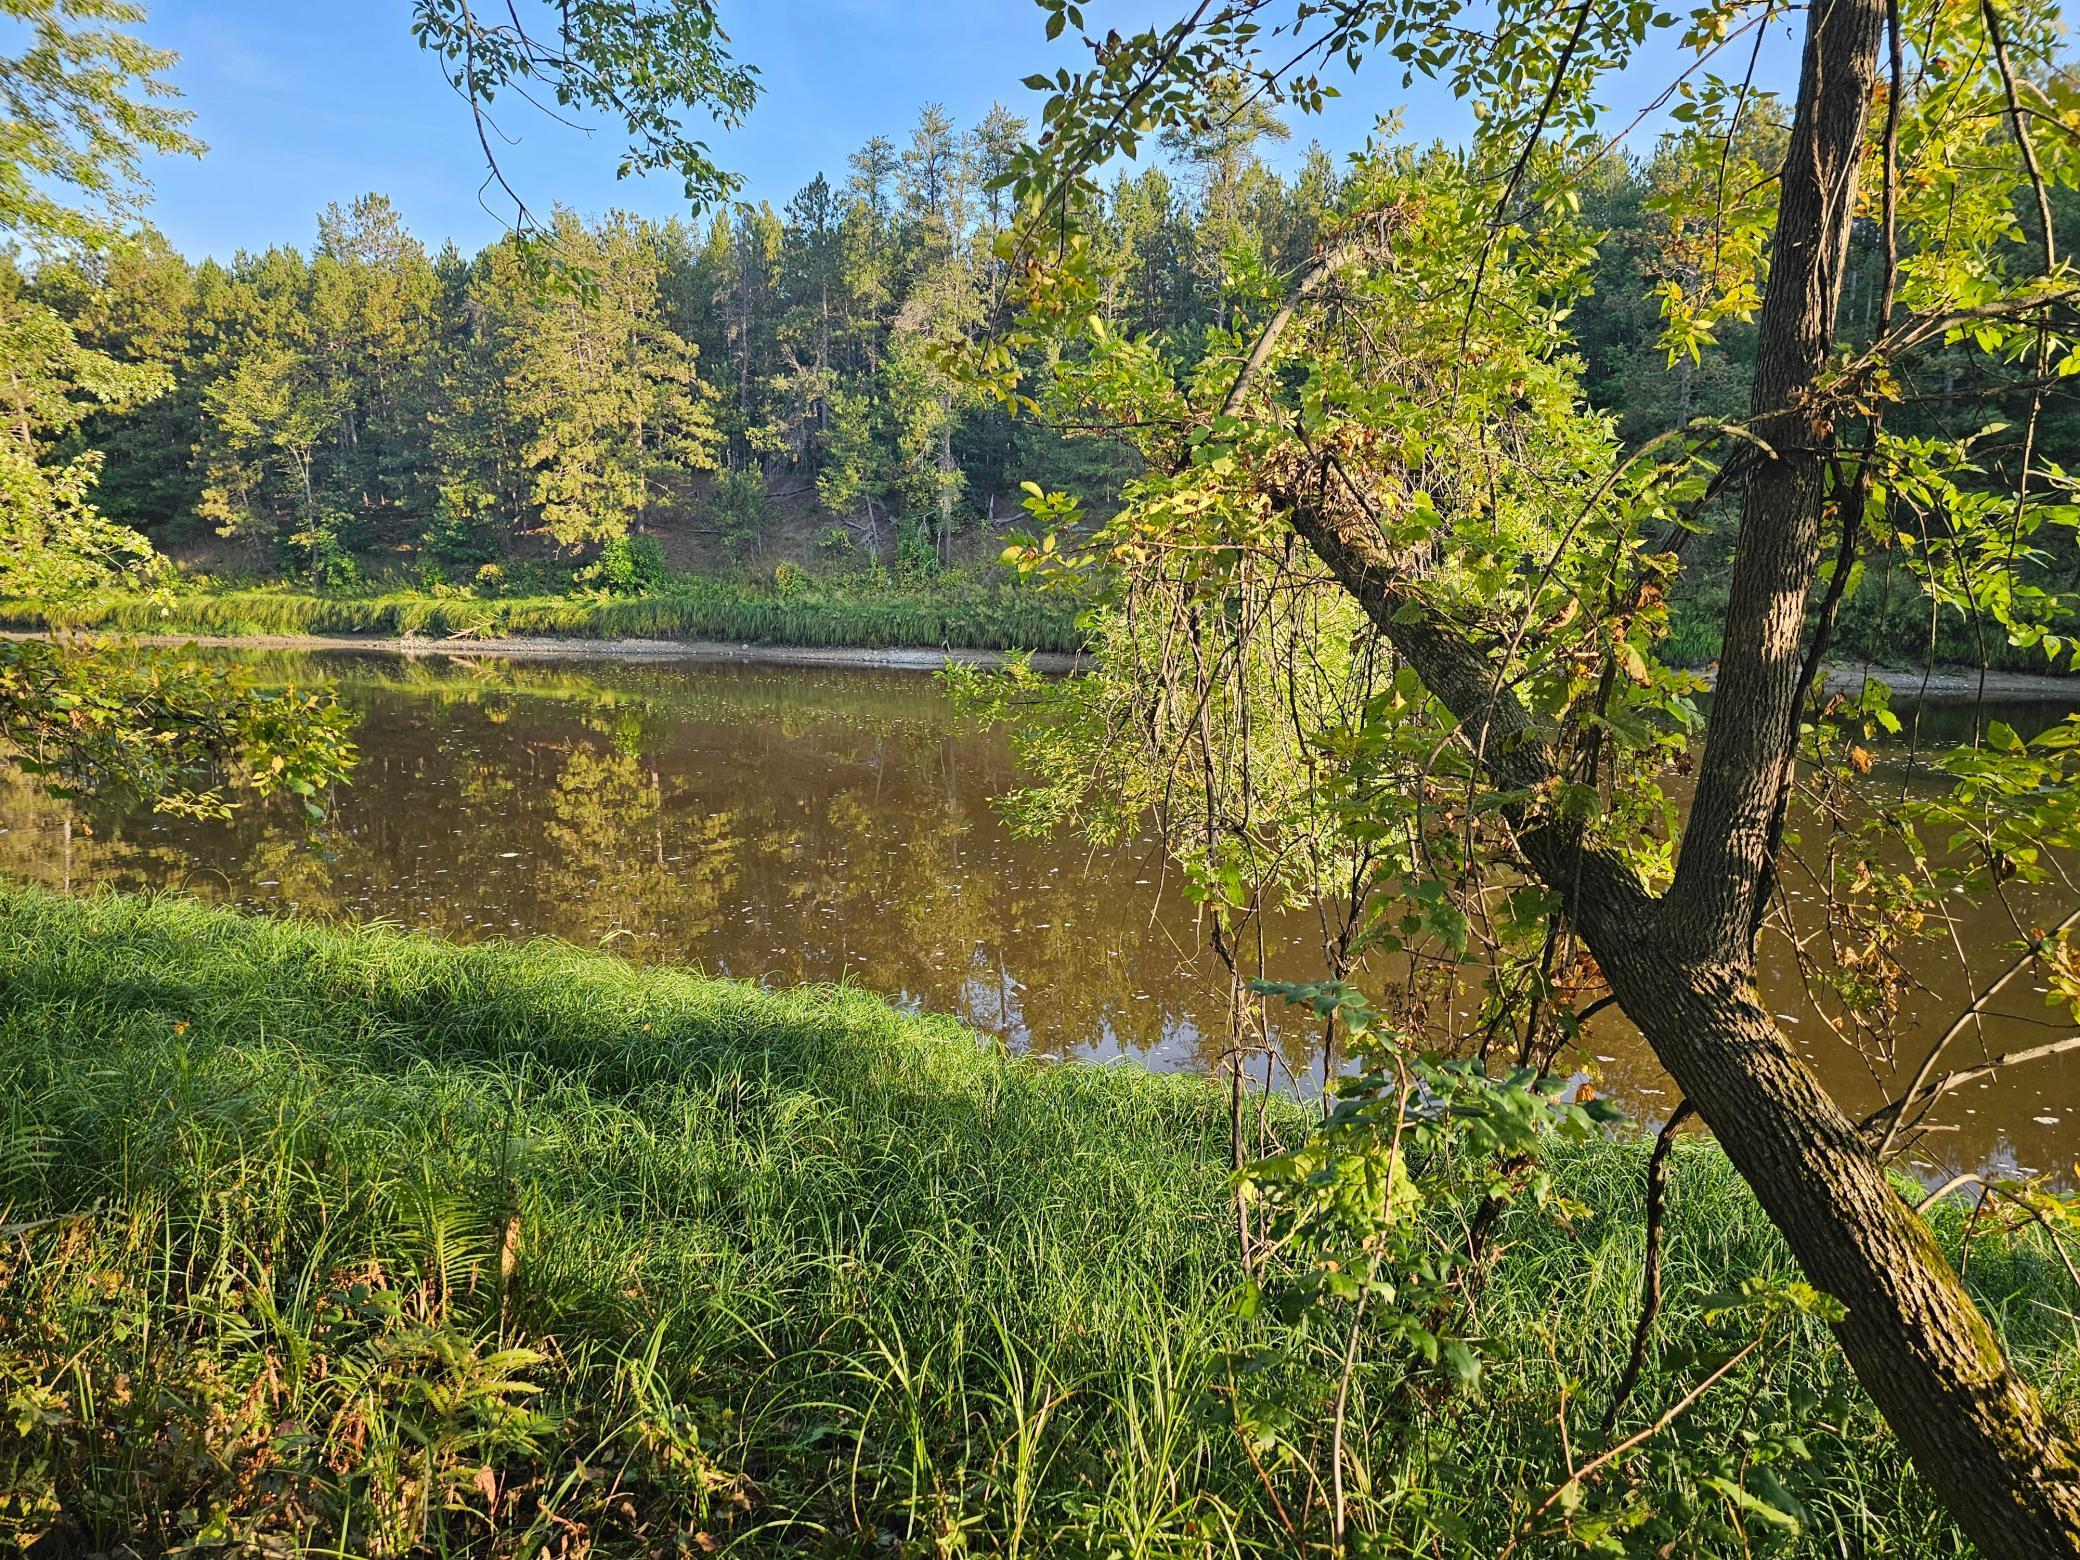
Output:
top-left (0, 572), bottom-right (1086, 655)
top-left (0, 890), bottom-right (2071, 1555)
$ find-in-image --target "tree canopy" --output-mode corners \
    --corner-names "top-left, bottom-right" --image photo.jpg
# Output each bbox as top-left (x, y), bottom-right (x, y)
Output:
top-left (0, 0), bottom-right (351, 819)
top-left (964, 0), bottom-right (2080, 1549)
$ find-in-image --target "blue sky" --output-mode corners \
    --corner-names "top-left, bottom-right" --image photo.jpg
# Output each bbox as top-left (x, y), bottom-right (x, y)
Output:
top-left (125, 2), bottom-right (1799, 261)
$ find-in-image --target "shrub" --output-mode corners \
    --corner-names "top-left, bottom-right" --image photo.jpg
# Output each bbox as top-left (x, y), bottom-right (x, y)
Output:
top-left (286, 524), bottom-right (362, 590)
top-left (704, 467), bottom-right (769, 553)
top-left (421, 487), bottom-right (504, 570)
top-left (895, 519), bottom-right (939, 578)
top-left (584, 533), bottom-right (670, 596)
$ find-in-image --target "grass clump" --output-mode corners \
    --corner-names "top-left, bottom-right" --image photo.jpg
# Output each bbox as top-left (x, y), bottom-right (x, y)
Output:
top-left (0, 571), bottom-right (1087, 655)
top-left (0, 887), bottom-right (2071, 1555)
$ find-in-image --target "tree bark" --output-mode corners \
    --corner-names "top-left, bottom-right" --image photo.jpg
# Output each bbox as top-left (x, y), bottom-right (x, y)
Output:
top-left (1583, 875), bottom-right (2080, 1555)
top-left (1272, 0), bottom-right (2080, 1542)
top-left (1672, 0), bottom-right (1884, 947)
top-left (1294, 498), bottom-right (2080, 1557)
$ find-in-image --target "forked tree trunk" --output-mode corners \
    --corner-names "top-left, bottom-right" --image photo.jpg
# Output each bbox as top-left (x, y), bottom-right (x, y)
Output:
top-left (1281, 0), bottom-right (2080, 1545)
top-left (1565, 844), bottom-right (2080, 1555)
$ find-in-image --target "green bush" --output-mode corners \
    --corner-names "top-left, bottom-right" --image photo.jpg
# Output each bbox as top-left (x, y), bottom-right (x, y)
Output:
top-left (584, 532), bottom-right (670, 595)
top-left (704, 467), bottom-right (770, 553)
top-left (288, 524), bottom-right (363, 590)
top-left (895, 518), bottom-right (939, 577)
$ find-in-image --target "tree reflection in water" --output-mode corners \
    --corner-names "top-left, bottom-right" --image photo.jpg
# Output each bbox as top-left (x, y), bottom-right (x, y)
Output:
top-left (0, 648), bottom-right (2073, 1180)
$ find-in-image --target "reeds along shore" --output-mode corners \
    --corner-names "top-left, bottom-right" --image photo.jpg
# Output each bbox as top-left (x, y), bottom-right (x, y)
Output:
top-left (0, 575), bottom-right (1086, 655)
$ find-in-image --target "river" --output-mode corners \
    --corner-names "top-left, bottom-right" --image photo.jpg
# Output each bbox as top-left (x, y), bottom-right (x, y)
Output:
top-left (2, 648), bottom-right (2072, 1183)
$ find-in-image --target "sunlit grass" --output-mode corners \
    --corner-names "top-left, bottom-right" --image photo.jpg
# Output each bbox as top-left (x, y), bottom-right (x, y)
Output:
top-left (0, 887), bottom-right (2069, 1553)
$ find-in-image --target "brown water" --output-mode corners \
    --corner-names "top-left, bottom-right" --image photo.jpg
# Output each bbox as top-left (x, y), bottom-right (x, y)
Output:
top-left (2, 649), bottom-right (2072, 1182)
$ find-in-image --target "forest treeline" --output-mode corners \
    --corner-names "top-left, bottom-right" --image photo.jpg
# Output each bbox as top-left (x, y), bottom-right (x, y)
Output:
top-left (12, 95), bottom-right (2076, 648)
top-left (17, 100), bottom-right (1155, 586)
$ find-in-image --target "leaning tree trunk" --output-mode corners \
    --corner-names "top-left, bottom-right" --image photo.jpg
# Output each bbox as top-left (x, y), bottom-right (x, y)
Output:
top-left (1571, 858), bottom-right (2080, 1553)
top-left (1297, 522), bottom-right (2080, 1558)
top-left (1279, 0), bottom-right (2080, 1545)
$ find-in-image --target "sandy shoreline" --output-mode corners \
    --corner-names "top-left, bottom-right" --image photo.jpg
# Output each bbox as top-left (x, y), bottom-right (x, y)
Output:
top-left (3, 628), bottom-right (1085, 676)
top-left (1736, 661), bottom-right (2080, 703)
top-left (12, 627), bottom-right (2080, 700)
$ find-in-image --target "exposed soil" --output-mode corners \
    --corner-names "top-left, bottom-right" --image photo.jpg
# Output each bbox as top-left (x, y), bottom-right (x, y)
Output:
top-left (155, 472), bottom-right (1031, 582)
top-left (1694, 661), bottom-right (2080, 703)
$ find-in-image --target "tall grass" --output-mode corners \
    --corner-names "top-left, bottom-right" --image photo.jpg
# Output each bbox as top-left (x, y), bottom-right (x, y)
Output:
top-left (0, 574), bottom-right (1086, 654)
top-left (0, 888), bottom-right (2069, 1554)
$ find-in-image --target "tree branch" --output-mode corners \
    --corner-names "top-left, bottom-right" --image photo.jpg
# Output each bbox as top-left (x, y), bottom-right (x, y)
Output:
top-left (1601, 1100), bottom-right (1695, 1439)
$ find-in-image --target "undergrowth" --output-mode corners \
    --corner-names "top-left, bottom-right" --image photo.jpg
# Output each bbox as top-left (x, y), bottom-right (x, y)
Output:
top-left (0, 888), bottom-right (2072, 1554)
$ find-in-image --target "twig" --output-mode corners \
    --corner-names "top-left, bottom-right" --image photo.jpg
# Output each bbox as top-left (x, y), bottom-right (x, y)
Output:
top-left (1874, 902), bottom-right (2080, 1156)
top-left (1501, 1330), bottom-right (1770, 1557)
top-left (1601, 1101), bottom-right (1695, 1438)
top-left (1870, 1034), bottom-right (2080, 1138)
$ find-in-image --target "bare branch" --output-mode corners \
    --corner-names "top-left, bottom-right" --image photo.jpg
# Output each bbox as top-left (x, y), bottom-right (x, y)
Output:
top-left (1600, 1101), bottom-right (1695, 1439)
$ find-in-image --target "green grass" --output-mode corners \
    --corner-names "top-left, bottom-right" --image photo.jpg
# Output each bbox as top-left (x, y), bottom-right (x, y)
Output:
top-left (0, 888), bottom-right (2072, 1555)
top-left (0, 572), bottom-right (1087, 655)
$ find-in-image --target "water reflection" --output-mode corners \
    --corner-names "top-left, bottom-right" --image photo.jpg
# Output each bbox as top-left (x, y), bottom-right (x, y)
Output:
top-left (0, 649), bottom-right (2072, 1181)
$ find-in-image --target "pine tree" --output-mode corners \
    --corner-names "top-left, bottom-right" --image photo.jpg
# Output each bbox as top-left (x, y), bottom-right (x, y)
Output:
top-left (463, 211), bottom-right (719, 551)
